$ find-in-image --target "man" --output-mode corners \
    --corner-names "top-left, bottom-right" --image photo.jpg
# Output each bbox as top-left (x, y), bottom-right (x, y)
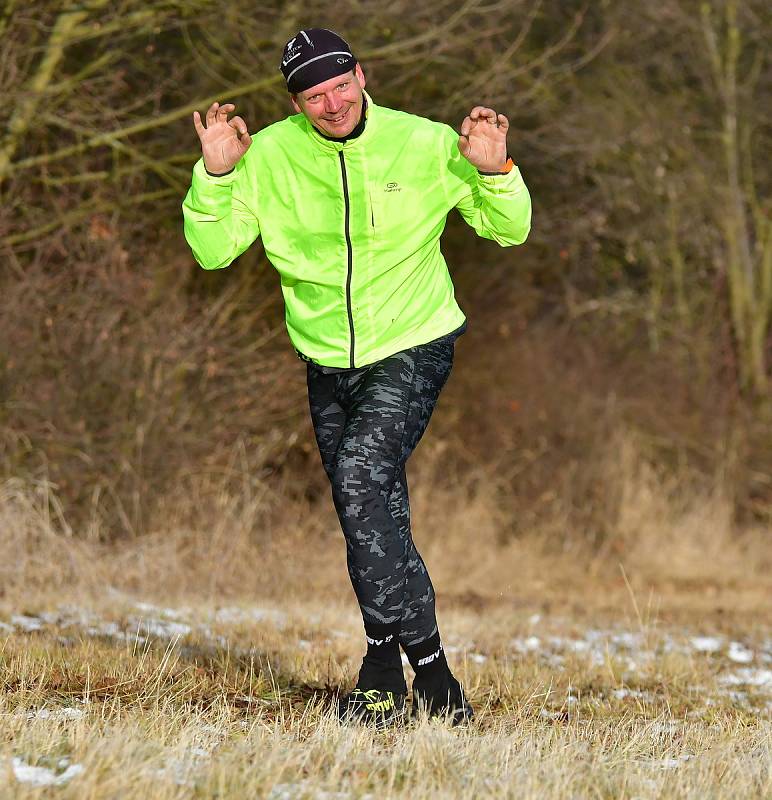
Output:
top-left (182, 28), bottom-right (531, 727)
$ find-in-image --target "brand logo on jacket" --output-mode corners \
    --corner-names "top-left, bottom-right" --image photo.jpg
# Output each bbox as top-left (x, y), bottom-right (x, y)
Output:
top-left (385, 181), bottom-right (401, 193)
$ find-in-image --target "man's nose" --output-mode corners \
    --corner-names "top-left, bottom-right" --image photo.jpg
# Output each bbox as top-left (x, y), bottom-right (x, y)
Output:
top-left (323, 94), bottom-right (343, 113)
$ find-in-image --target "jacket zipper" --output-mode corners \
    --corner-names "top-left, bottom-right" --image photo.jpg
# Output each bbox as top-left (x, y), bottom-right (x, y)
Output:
top-left (338, 151), bottom-right (356, 368)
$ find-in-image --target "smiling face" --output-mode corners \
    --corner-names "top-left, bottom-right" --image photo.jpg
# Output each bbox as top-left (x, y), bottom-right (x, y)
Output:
top-left (290, 63), bottom-right (367, 138)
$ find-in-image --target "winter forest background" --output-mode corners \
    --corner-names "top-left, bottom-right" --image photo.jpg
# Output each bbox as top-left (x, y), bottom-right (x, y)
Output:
top-left (1, 0), bottom-right (768, 557)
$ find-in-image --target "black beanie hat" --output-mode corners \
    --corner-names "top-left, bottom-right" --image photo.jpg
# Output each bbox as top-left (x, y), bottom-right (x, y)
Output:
top-left (279, 28), bottom-right (357, 94)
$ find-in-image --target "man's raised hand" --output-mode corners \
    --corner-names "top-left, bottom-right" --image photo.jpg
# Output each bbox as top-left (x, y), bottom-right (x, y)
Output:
top-left (458, 106), bottom-right (509, 172)
top-left (192, 101), bottom-right (252, 175)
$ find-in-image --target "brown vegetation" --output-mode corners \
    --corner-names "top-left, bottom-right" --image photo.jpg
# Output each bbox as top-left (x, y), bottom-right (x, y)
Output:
top-left (0, 0), bottom-right (769, 544)
top-left (0, 6), bottom-right (769, 793)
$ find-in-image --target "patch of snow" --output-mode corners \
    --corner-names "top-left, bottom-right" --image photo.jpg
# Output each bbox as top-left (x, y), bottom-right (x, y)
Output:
top-left (10, 615), bottom-right (43, 632)
top-left (690, 636), bottom-right (723, 653)
top-left (28, 707), bottom-right (85, 721)
top-left (612, 632), bottom-right (644, 649)
top-left (39, 611), bottom-right (65, 625)
top-left (469, 653), bottom-right (487, 664)
top-left (85, 621), bottom-right (121, 637)
top-left (134, 601), bottom-right (185, 619)
top-left (213, 606), bottom-right (288, 628)
top-left (132, 618), bottom-right (192, 639)
top-left (268, 781), bottom-right (372, 800)
top-left (548, 636), bottom-right (591, 653)
top-left (648, 754), bottom-right (694, 770)
top-left (728, 641), bottom-right (754, 664)
top-left (649, 720), bottom-right (679, 735)
top-left (297, 639), bottom-right (312, 650)
top-left (719, 669), bottom-right (772, 688)
top-left (512, 636), bottom-right (541, 653)
top-left (0, 621), bottom-right (13, 633)
top-left (11, 757), bottom-right (84, 786)
top-left (153, 760), bottom-right (196, 787)
top-left (719, 689), bottom-right (749, 704)
top-left (612, 687), bottom-right (654, 701)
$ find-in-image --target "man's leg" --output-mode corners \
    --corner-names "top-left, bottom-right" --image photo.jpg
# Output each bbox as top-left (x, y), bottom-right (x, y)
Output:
top-left (306, 339), bottom-right (455, 685)
top-left (388, 465), bottom-right (439, 647)
top-left (334, 339), bottom-right (455, 657)
top-left (306, 364), bottom-right (347, 484)
top-left (386, 338), bottom-right (473, 722)
top-left (307, 366), bottom-right (438, 689)
top-left (306, 361), bottom-right (407, 693)
top-left (385, 337), bottom-right (458, 675)
top-left (329, 353), bottom-right (416, 631)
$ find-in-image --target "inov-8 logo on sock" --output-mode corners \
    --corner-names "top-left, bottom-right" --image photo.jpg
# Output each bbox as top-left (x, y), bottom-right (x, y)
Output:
top-left (417, 645), bottom-right (443, 666)
top-left (366, 633), bottom-right (394, 646)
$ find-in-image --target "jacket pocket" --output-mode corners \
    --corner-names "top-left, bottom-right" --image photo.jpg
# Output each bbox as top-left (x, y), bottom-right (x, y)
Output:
top-left (368, 187), bottom-right (377, 232)
top-left (368, 186), bottom-right (403, 238)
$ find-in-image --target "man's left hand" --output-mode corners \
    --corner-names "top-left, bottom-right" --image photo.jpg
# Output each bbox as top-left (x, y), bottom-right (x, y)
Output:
top-left (458, 106), bottom-right (509, 172)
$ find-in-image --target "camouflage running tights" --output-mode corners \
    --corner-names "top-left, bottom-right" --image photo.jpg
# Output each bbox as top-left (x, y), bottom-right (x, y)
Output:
top-left (306, 335), bottom-right (456, 648)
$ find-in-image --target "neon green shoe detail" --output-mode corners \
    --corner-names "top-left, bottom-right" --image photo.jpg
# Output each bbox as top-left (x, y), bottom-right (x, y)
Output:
top-left (338, 688), bottom-right (406, 728)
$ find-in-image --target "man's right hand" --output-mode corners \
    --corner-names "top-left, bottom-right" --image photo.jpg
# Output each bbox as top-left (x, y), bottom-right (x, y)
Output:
top-left (192, 101), bottom-right (252, 175)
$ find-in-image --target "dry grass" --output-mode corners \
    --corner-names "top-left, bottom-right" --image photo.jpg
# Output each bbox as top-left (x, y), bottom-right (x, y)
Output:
top-left (0, 430), bottom-right (770, 797)
top-left (0, 598), bottom-right (769, 798)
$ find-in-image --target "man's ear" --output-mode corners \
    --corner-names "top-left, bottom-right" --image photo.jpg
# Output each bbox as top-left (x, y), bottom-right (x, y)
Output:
top-left (290, 93), bottom-right (301, 114)
top-left (355, 63), bottom-right (366, 90)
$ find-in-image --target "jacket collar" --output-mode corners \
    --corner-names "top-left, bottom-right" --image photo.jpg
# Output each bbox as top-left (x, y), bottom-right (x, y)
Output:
top-left (301, 89), bottom-right (376, 153)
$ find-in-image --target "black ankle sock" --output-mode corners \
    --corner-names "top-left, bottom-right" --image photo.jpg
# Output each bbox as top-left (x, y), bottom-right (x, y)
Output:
top-left (356, 620), bottom-right (406, 694)
top-left (402, 631), bottom-right (451, 688)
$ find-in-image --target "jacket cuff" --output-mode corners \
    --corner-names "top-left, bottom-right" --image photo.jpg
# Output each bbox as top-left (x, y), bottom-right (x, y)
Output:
top-left (205, 166), bottom-right (234, 177)
top-left (193, 157), bottom-right (242, 186)
top-left (476, 163), bottom-right (526, 194)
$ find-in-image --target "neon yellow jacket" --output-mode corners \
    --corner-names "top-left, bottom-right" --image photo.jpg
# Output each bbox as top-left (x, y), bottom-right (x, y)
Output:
top-left (181, 89), bottom-right (532, 368)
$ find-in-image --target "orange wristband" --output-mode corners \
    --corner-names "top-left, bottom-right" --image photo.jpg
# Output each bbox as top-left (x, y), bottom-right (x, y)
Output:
top-left (478, 156), bottom-right (516, 176)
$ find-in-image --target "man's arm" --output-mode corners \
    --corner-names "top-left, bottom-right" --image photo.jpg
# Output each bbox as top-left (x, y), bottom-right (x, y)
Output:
top-left (181, 155), bottom-right (261, 270)
top-left (441, 107), bottom-right (532, 247)
top-left (182, 101), bottom-right (260, 270)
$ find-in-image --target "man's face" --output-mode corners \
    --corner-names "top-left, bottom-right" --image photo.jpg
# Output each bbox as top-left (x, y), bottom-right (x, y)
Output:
top-left (291, 63), bottom-right (366, 138)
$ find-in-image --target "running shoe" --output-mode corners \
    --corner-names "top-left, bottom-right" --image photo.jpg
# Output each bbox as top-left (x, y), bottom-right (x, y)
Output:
top-left (410, 674), bottom-right (475, 726)
top-left (337, 688), bottom-right (407, 728)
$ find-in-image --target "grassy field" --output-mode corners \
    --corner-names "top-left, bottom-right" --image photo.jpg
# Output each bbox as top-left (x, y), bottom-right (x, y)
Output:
top-left (1, 433), bottom-right (770, 798)
top-left (1, 593), bottom-right (769, 798)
